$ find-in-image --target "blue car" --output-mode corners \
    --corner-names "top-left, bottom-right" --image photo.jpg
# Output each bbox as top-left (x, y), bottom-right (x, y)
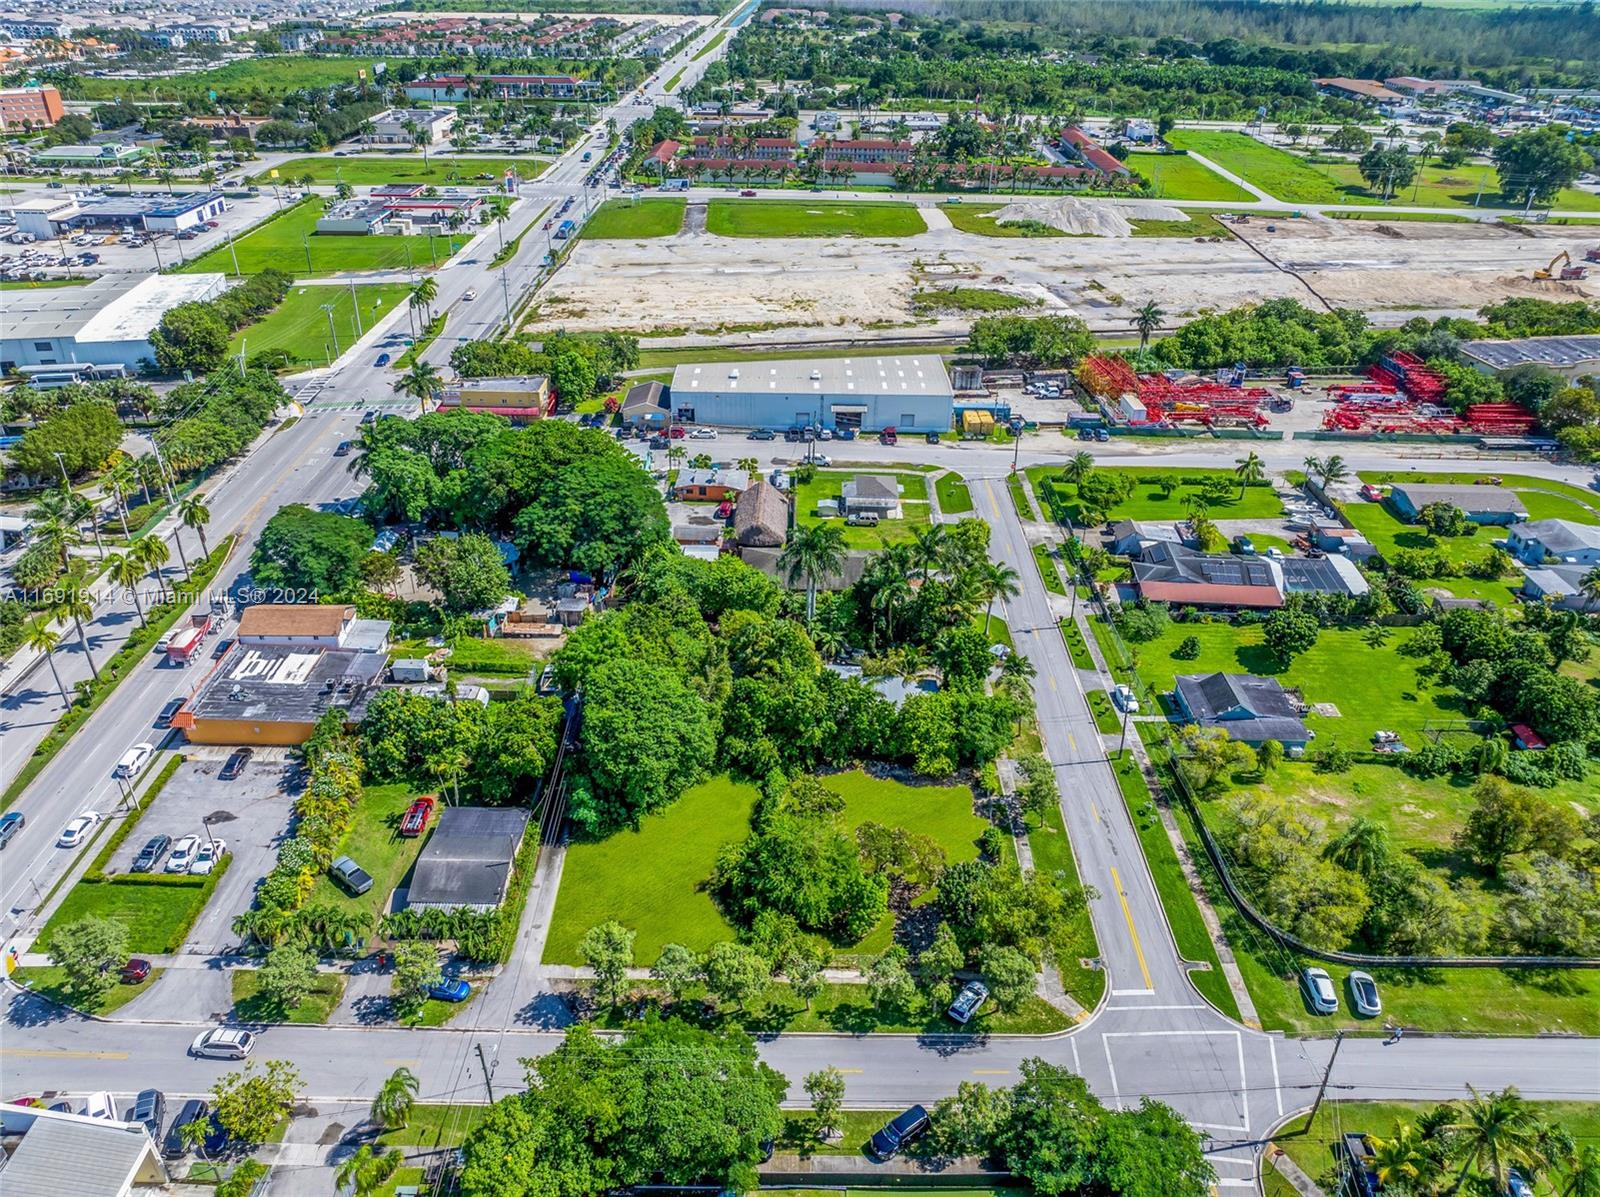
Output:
top-left (429, 978), bottom-right (472, 1002)
top-left (375, 353), bottom-right (390, 367)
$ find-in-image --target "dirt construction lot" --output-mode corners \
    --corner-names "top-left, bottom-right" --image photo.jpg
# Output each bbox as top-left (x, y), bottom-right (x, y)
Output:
top-left (529, 205), bottom-right (1597, 337)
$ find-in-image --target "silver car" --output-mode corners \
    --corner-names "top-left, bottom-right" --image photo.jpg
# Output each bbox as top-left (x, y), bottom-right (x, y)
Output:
top-left (1300, 967), bottom-right (1338, 1015)
top-left (1347, 970), bottom-right (1382, 1018)
top-left (946, 980), bottom-right (990, 1024)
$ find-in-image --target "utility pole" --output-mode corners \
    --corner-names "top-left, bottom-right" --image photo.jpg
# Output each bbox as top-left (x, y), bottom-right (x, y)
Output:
top-left (1304, 1029), bottom-right (1345, 1132)
top-left (226, 229), bottom-right (241, 277)
top-left (322, 303), bottom-right (341, 358)
top-left (501, 268), bottom-right (512, 326)
top-left (349, 278), bottom-right (363, 337)
top-left (474, 1042), bottom-right (496, 1103)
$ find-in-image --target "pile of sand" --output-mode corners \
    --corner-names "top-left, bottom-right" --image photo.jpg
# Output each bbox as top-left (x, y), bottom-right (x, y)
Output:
top-left (982, 197), bottom-right (1189, 237)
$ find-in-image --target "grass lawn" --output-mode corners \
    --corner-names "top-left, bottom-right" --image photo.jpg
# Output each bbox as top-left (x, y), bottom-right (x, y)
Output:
top-left (40, 880), bottom-right (211, 956)
top-left (1128, 151), bottom-right (1253, 203)
top-left (1165, 130), bottom-right (1359, 205)
top-left (72, 56), bottom-right (380, 99)
top-left (691, 28), bottom-right (727, 59)
top-left (411, 985), bottom-right (482, 1027)
top-left (1062, 620), bottom-right (1095, 670)
top-left (1111, 753), bottom-right (1241, 1020)
top-left (544, 771), bottom-right (992, 967)
top-left (256, 155), bottom-right (550, 187)
top-left (390, 635), bottom-right (545, 678)
top-left (934, 470), bottom-right (972, 513)
top-left (1008, 472), bottom-right (1037, 521)
top-left (0, 277), bottom-right (89, 290)
top-left (706, 199), bottom-right (927, 238)
top-left (942, 202), bottom-right (1068, 237)
top-left (1318, 158), bottom-right (1600, 212)
top-left (178, 199), bottom-right (466, 277)
top-left (11, 965), bottom-right (164, 1016)
top-left (1130, 212), bottom-right (1233, 238)
top-left (1024, 798), bottom-right (1106, 1010)
top-left (376, 1104), bottom-right (476, 1150)
top-left (1033, 542), bottom-right (1067, 596)
top-left (1086, 689), bottom-right (1121, 735)
top-left (377, 1168), bottom-right (426, 1197)
top-left (1026, 465), bottom-right (1284, 523)
top-left (228, 282), bottom-right (409, 365)
top-left (582, 197), bottom-right (686, 238)
top-left (913, 286), bottom-right (1034, 312)
top-left (1329, 210), bottom-right (1472, 224)
top-left (1342, 499), bottom-right (1510, 572)
top-left (230, 970), bottom-right (345, 1024)
top-left (306, 784), bottom-right (429, 918)
top-left (795, 469), bottom-right (932, 548)
top-left (1273, 1101), bottom-right (1600, 1192)
top-left (1359, 470), bottom-right (1600, 522)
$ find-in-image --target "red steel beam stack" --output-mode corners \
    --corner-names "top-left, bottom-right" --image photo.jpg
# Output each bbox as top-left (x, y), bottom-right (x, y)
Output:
top-left (1372, 351), bottom-right (1449, 406)
top-left (1466, 404), bottom-right (1540, 435)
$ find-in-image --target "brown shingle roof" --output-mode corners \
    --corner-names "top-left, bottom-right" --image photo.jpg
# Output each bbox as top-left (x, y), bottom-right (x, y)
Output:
top-left (238, 604), bottom-right (353, 638)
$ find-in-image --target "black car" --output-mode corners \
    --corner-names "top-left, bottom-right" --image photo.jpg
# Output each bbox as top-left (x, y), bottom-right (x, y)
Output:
top-left (162, 1100), bottom-right (208, 1158)
top-left (128, 1088), bottom-right (165, 1141)
top-left (0, 811), bottom-right (23, 849)
top-left (131, 835), bottom-right (172, 873)
top-left (334, 441), bottom-right (352, 457)
top-left (747, 428), bottom-right (775, 441)
top-left (219, 748), bottom-right (252, 781)
top-left (360, 410), bottom-right (377, 425)
top-left (156, 699), bottom-right (184, 728)
top-left (869, 1105), bottom-right (929, 1160)
top-left (926, 431), bottom-right (941, 444)
top-left (212, 637), bottom-right (234, 660)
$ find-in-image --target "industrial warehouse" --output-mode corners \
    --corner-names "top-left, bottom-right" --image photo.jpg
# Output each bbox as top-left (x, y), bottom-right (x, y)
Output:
top-left (666, 355), bottom-right (954, 432)
top-left (0, 272), bottom-right (227, 374)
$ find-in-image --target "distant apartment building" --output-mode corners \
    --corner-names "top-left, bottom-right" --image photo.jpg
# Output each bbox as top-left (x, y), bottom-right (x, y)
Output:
top-left (403, 73), bottom-right (595, 102)
top-left (1, 15), bottom-right (78, 39)
top-left (692, 135), bottom-right (798, 162)
top-left (0, 85), bottom-right (65, 130)
top-left (819, 137), bottom-right (914, 164)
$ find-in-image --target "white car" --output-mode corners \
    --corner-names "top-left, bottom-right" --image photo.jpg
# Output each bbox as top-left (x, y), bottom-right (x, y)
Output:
top-left (1300, 966), bottom-right (1339, 1015)
top-left (1111, 684), bottom-right (1140, 714)
top-left (462, 288), bottom-right (477, 301)
top-left (810, 453), bottom-right (833, 467)
top-left (189, 839), bottom-right (227, 876)
top-left (80, 1091), bottom-right (116, 1120)
top-left (1347, 970), bottom-right (1382, 1018)
top-left (113, 742), bottom-right (155, 777)
top-left (189, 1028), bottom-right (255, 1060)
top-left (165, 835), bottom-right (202, 873)
top-left (686, 427), bottom-right (718, 440)
top-left (57, 811), bottom-right (101, 848)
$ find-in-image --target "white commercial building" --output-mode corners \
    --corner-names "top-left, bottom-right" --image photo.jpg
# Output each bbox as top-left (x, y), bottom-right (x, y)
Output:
top-left (668, 354), bottom-right (954, 433)
top-left (368, 107), bottom-right (456, 145)
top-left (0, 272), bottom-right (228, 372)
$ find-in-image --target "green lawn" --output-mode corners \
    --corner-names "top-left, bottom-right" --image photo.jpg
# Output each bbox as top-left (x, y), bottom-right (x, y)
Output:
top-left (583, 197), bottom-right (686, 238)
top-left (257, 155), bottom-right (550, 187)
top-left (70, 56), bottom-right (381, 100)
top-left (1027, 466), bottom-right (1285, 523)
top-left (934, 470), bottom-right (972, 513)
top-left (1025, 798), bottom-right (1106, 1011)
top-left (913, 286), bottom-right (1034, 312)
top-left (1127, 151), bottom-right (1253, 203)
top-left (1008, 472), bottom-right (1037, 521)
top-left (1318, 159), bottom-right (1600, 212)
top-left (1360, 470), bottom-right (1600, 522)
top-left (40, 880), bottom-right (211, 956)
top-left (230, 970), bottom-right (345, 1024)
top-left (412, 985), bottom-right (481, 1027)
top-left (706, 199), bottom-right (927, 238)
top-left (795, 469), bottom-right (932, 548)
top-left (376, 1104), bottom-right (477, 1150)
top-left (544, 771), bottom-right (992, 967)
top-left (1086, 689), bottom-right (1121, 735)
top-left (306, 784), bottom-right (429, 918)
top-left (1032, 542), bottom-right (1066, 596)
top-left (0, 277), bottom-right (89, 290)
top-left (1062, 620), bottom-right (1095, 670)
top-left (11, 965), bottom-right (164, 1016)
top-left (1273, 1101), bottom-right (1600, 1194)
top-left (229, 283), bottom-right (409, 366)
top-left (691, 28), bottom-right (727, 60)
top-left (178, 199), bottom-right (466, 277)
top-left (1165, 130), bottom-right (1356, 204)
top-left (1130, 212), bottom-right (1233, 238)
top-left (1342, 500), bottom-right (1510, 572)
top-left (941, 202), bottom-right (1069, 237)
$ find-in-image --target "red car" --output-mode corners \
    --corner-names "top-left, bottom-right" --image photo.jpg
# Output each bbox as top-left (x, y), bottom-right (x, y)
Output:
top-left (667, 425), bottom-right (687, 439)
top-left (121, 958), bottom-right (152, 984)
top-left (739, 189), bottom-right (757, 197)
top-left (1359, 483), bottom-right (1385, 502)
top-left (400, 796), bottom-right (436, 838)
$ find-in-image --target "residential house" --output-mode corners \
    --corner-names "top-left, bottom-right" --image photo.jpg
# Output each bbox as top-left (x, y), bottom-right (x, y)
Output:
top-left (841, 475), bottom-right (902, 518)
top-left (406, 807), bottom-right (530, 911)
top-left (676, 469), bottom-right (749, 502)
top-left (621, 380), bottom-right (671, 430)
top-left (0, 1103), bottom-right (168, 1197)
top-left (734, 480), bottom-right (788, 547)
top-left (1107, 519), bottom-right (1189, 557)
top-left (1315, 77), bottom-right (1405, 104)
top-left (1279, 555), bottom-right (1370, 598)
top-left (1520, 564), bottom-right (1600, 612)
top-left (1172, 672), bottom-right (1312, 749)
top-left (1505, 519), bottom-right (1600, 566)
top-left (1058, 126), bottom-right (1129, 175)
top-left (1388, 483), bottom-right (1527, 525)
top-left (1130, 542), bottom-right (1283, 609)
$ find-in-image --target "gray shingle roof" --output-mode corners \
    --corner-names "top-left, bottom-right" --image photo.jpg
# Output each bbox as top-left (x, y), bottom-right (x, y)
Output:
top-left (1510, 519), bottom-right (1600, 557)
top-left (845, 475), bottom-right (900, 501)
top-left (1391, 483), bottom-right (1527, 516)
top-left (407, 807), bottom-right (529, 910)
top-left (1174, 671), bottom-right (1309, 743)
top-left (0, 1114), bottom-right (165, 1197)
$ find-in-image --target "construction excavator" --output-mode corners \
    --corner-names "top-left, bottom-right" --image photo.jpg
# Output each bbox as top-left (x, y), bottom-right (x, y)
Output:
top-left (1533, 251), bottom-right (1590, 281)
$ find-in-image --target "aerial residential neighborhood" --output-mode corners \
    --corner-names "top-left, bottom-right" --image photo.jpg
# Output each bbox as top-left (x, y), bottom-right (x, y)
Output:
top-left (0, 0), bottom-right (1598, 1195)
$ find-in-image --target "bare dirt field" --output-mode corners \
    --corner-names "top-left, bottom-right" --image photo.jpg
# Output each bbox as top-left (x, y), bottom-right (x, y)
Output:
top-left (527, 209), bottom-right (1597, 338)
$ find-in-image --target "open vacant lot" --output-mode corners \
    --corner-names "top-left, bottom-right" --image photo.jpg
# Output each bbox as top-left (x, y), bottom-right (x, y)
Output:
top-left (258, 156), bottom-right (551, 187)
top-left (179, 200), bottom-right (465, 277)
top-left (584, 198), bottom-right (686, 239)
top-left (544, 771), bottom-right (990, 967)
top-left (307, 783), bottom-right (430, 918)
top-left (1127, 151), bottom-right (1253, 203)
top-left (1028, 466), bottom-right (1285, 523)
top-left (231, 283), bottom-right (409, 364)
top-left (705, 200), bottom-right (927, 238)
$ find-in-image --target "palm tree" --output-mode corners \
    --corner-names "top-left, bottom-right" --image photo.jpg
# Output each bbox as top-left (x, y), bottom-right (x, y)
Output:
top-left (736, 456), bottom-right (759, 475)
top-left (1448, 1086), bottom-right (1546, 1195)
top-left (106, 552), bottom-right (148, 628)
top-left (52, 586), bottom-right (100, 682)
top-left (870, 571), bottom-right (914, 646)
top-left (1131, 300), bottom-right (1165, 357)
top-left (133, 534), bottom-right (172, 604)
top-left (411, 276), bottom-right (439, 325)
top-left (104, 459), bottom-right (138, 538)
top-left (1061, 451), bottom-right (1095, 487)
top-left (1302, 455), bottom-right (1324, 487)
top-left (178, 493), bottom-right (211, 558)
top-left (22, 619), bottom-right (70, 706)
top-left (370, 1066), bottom-right (420, 1130)
top-left (1234, 451), bottom-right (1265, 498)
top-left (1561, 1143), bottom-right (1600, 1197)
top-left (1369, 1124), bottom-right (1430, 1189)
top-left (978, 561), bottom-right (1022, 636)
top-left (909, 523), bottom-right (949, 582)
top-left (812, 624), bottom-right (847, 661)
top-left (778, 523), bottom-right (846, 624)
top-left (1579, 565), bottom-right (1600, 606)
top-left (335, 1145), bottom-right (404, 1197)
top-left (1320, 454), bottom-right (1350, 488)
top-left (27, 486), bottom-right (86, 572)
top-left (394, 361), bottom-right (443, 415)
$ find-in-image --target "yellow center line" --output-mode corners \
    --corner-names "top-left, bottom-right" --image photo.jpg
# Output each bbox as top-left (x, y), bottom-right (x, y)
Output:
top-left (1109, 866), bottom-right (1155, 992)
top-left (971, 1068), bottom-right (1012, 1076)
top-left (3, 1048), bottom-right (130, 1060)
top-left (1067, 731), bottom-right (1076, 751)
top-left (835, 1068), bottom-right (864, 1074)
top-left (1090, 801), bottom-right (1103, 825)
top-left (1048, 673), bottom-right (1058, 692)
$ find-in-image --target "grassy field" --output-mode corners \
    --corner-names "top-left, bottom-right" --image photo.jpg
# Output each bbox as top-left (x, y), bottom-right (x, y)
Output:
top-left (706, 200), bottom-right (927, 238)
top-left (544, 771), bottom-right (992, 966)
top-left (1130, 212), bottom-right (1233, 238)
top-left (941, 202), bottom-right (1068, 237)
top-left (795, 469), bottom-right (932, 548)
top-left (1166, 130), bottom-right (1354, 204)
top-left (1027, 466), bottom-right (1285, 523)
top-left (179, 200), bottom-right (465, 277)
top-left (1128, 151), bottom-right (1253, 203)
top-left (1360, 470), bottom-right (1600, 519)
top-left (306, 784), bottom-right (429, 918)
top-left (229, 283), bottom-right (409, 365)
top-left (230, 970), bottom-right (345, 1024)
top-left (70, 57), bottom-right (381, 100)
top-left (376, 1104), bottom-right (476, 1150)
top-left (912, 286), bottom-right (1034, 312)
top-left (1317, 159), bottom-right (1600, 212)
top-left (39, 880), bottom-right (211, 956)
top-left (934, 470), bottom-right (972, 513)
top-left (1032, 542), bottom-right (1066, 596)
top-left (1025, 794), bottom-right (1106, 1010)
top-left (11, 965), bottom-right (163, 1016)
top-left (257, 156), bottom-right (550, 187)
top-left (583, 197), bottom-right (686, 238)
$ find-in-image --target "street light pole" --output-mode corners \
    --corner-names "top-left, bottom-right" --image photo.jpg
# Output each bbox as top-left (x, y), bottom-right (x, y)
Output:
top-left (322, 303), bottom-right (341, 358)
top-left (51, 451), bottom-right (71, 487)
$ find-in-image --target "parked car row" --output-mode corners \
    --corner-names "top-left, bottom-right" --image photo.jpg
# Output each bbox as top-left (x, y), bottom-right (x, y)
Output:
top-left (1300, 966), bottom-right (1382, 1017)
top-left (131, 832), bottom-right (228, 875)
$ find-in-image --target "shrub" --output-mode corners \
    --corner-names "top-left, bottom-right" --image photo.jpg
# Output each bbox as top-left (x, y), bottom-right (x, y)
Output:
top-left (1172, 635), bottom-right (1202, 660)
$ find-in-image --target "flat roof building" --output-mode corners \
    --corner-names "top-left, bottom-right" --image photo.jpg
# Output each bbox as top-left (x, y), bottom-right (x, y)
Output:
top-left (368, 107), bottom-right (457, 144)
top-left (29, 143), bottom-right (147, 169)
top-left (669, 354), bottom-right (953, 433)
top-left (0, 272), bottom-right (227, 373)
top-left (1315, 77), bottom-right (1404, 103)
top-left (436, 375), bottom-right (553, 419)
top-left (24, 191), bottom-right (229, 237)
top-left (0, 85), bottom-right (64, 130)
top-left (1459, 335), bottom-right (1600, 382)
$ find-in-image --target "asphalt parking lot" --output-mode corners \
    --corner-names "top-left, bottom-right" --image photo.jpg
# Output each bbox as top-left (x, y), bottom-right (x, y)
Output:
top-left (108, 752), bottom-right (300, 955)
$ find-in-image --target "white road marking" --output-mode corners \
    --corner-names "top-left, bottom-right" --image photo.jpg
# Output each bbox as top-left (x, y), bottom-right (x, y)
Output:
top-left (1269, 1035), bottom-right (1283, 1119)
